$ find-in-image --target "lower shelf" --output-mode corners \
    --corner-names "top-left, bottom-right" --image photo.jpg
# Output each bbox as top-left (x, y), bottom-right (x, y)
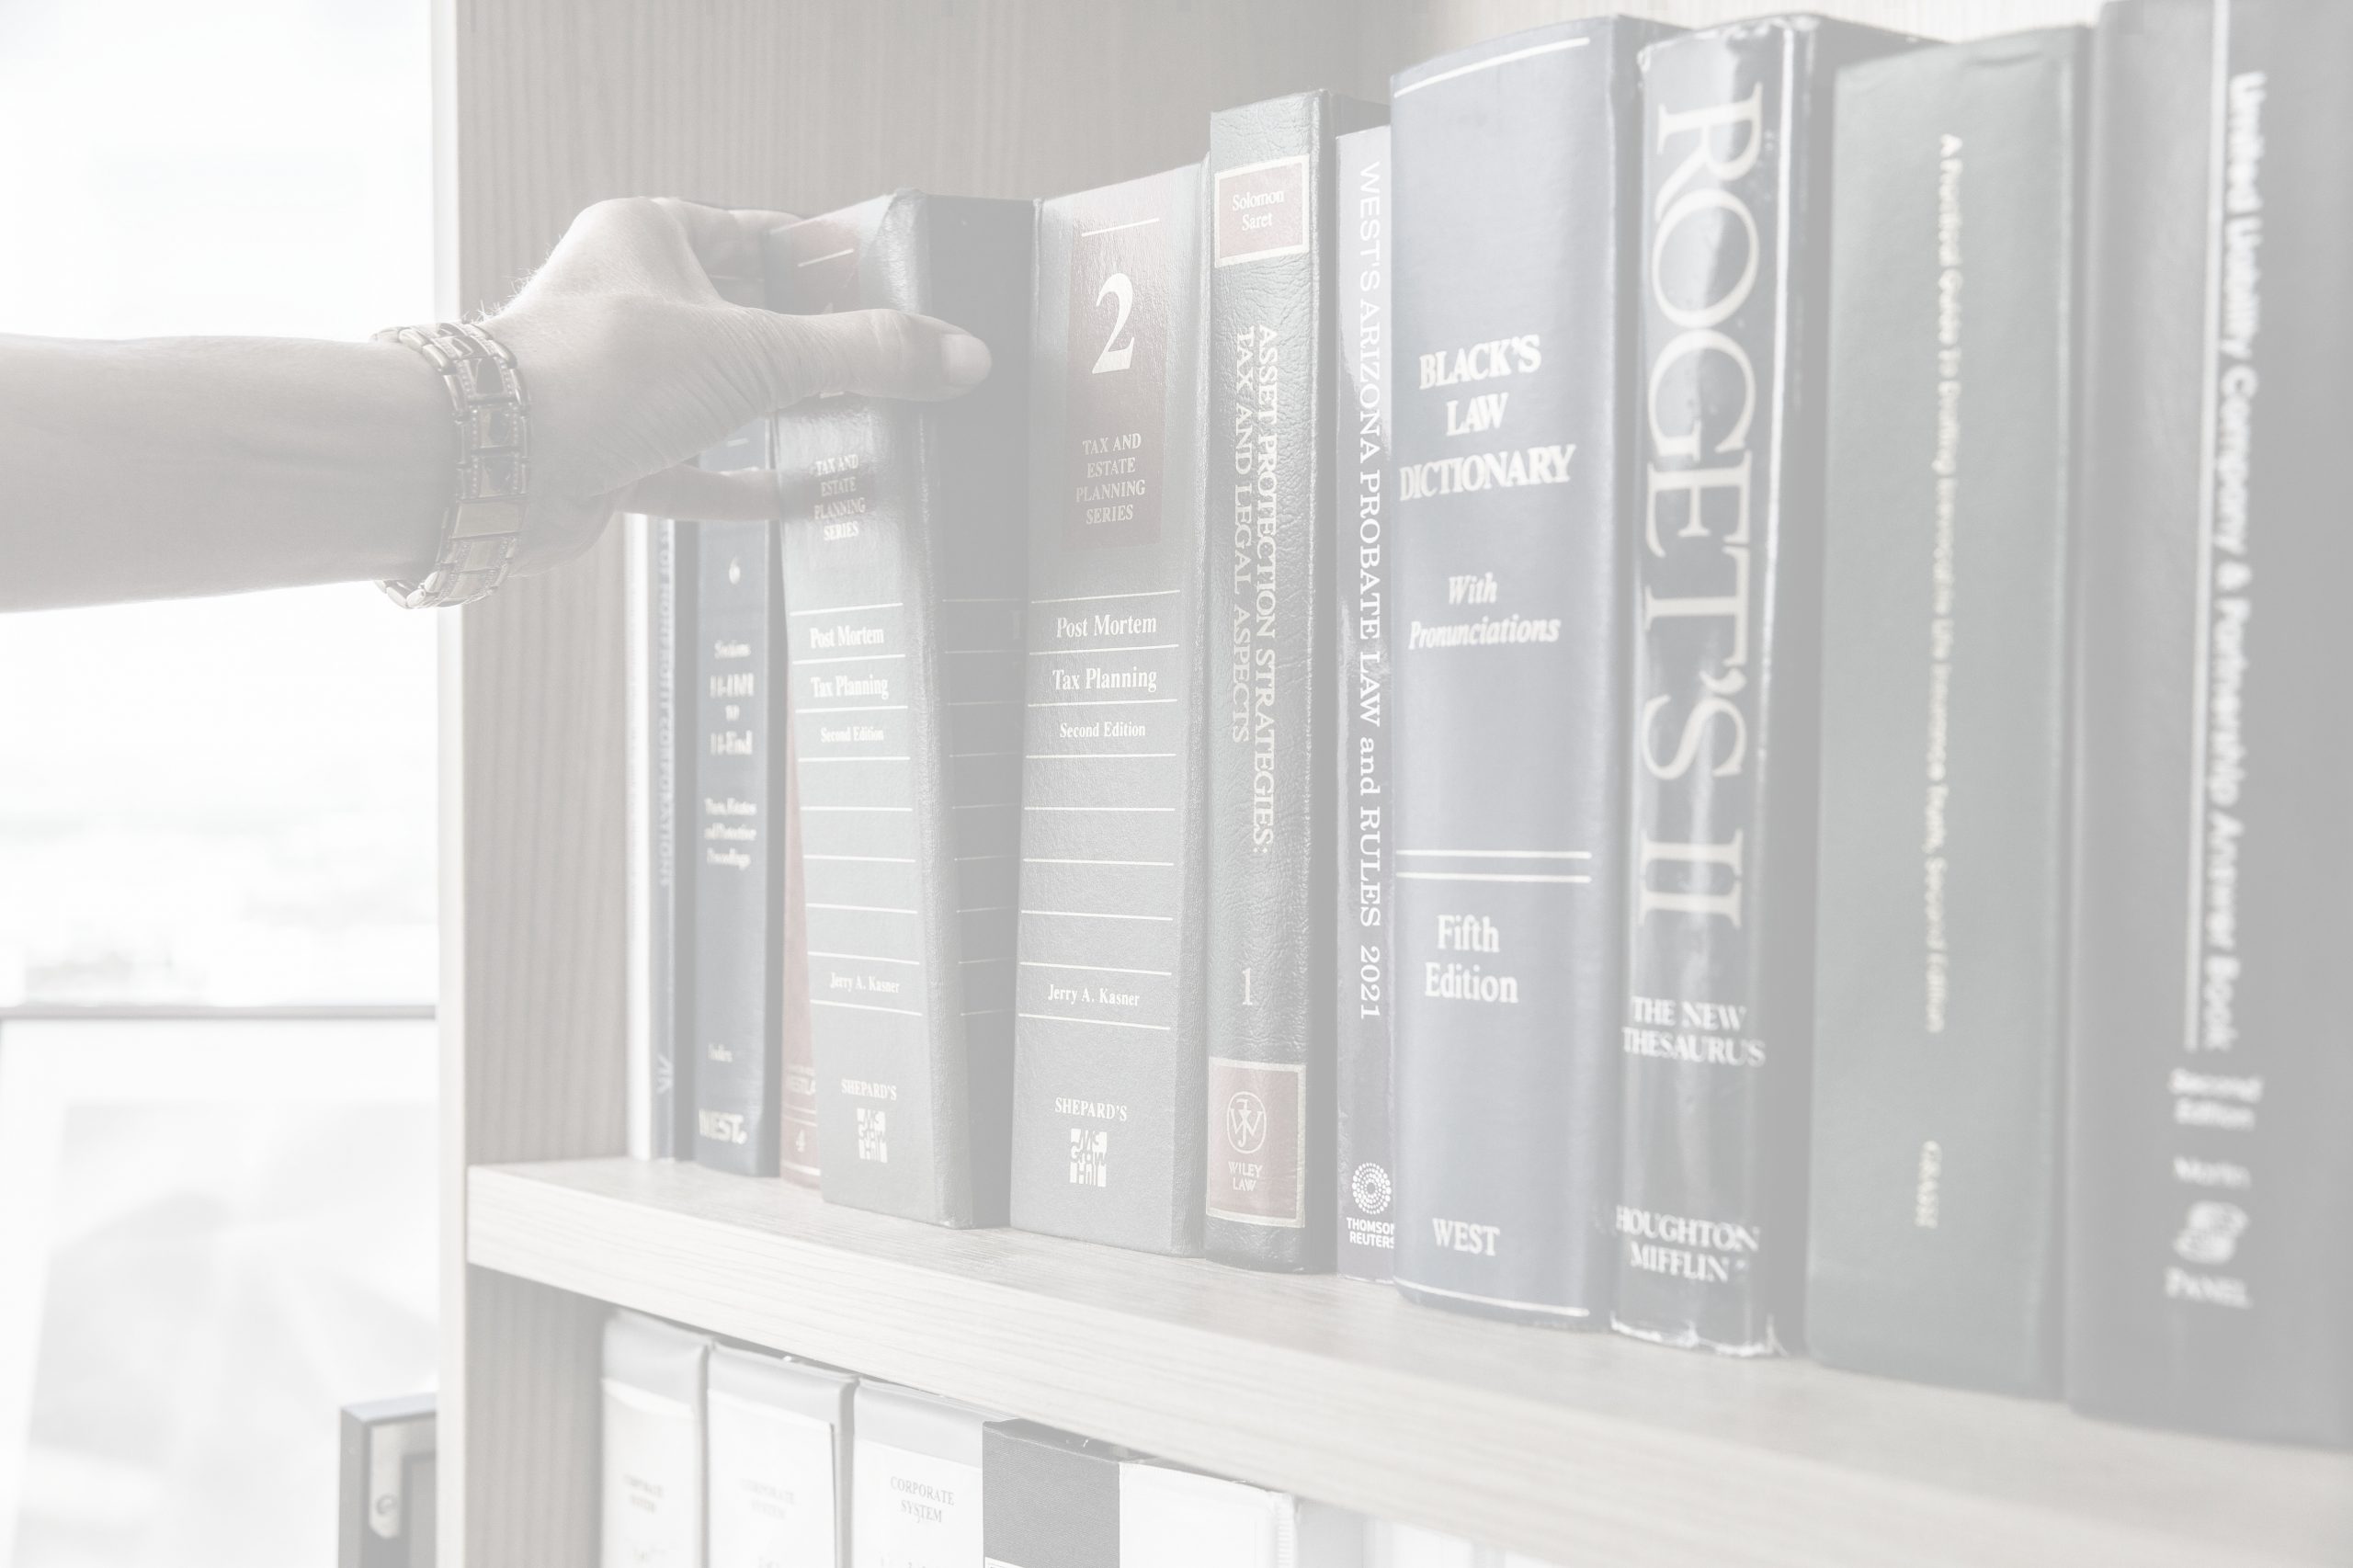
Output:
top-left (467, 1157), bottom-right (2352, 1566)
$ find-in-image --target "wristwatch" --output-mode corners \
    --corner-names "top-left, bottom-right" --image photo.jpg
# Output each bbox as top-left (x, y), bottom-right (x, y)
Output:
top-left (375, 321), bottom-right (530, 609)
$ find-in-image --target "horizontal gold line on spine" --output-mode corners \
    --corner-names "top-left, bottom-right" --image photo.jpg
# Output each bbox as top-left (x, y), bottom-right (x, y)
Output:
top-left (810, 997), bottom-right (922, 1017)
top-left (1018, 1011), bottom-right (1170, 1032)
top-left (1394, 872), bottom-right (1591, 884)
top-left (787, 599), bottom-right (903, 617)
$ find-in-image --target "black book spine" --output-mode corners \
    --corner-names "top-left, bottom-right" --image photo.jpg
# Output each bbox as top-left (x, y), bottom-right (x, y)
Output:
top-left (982, 1421), bottom-right (1123, 1568)
top-left (656, 515), bottom-right (694, 1161)
top-left (692, 422), bottom-right (787, 1176)
top-left (1621, 16), bottom-right (1911, 1355)
top-left (1807, 28), bottom-right (2083, 1397)
top-left (1202, 91), bottom-right (1379, 1272)
top-left (1009, 165), bottom-right (1211, 1256)
top-left (1386, 18), bottom-right (1662, 1324)
top-left (631, 511), bottom-right (695, 1161)
top-left (1333, 122), bottom-right (1396, 1284)
top-left (2069, 0), bottom-right (2353, 1449)
top-left (767, 193), bottom-right (1032, 1228)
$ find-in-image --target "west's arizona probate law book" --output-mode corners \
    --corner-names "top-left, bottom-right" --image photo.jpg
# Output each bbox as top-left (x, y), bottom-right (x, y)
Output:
top-left (1333, 120), bottom-right (1397, 1285)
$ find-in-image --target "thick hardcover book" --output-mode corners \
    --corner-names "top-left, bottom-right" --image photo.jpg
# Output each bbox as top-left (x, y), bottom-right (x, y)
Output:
top-left (852, 1382), bottom-right (992, 1568)
top-left (1807, 28), bottom-right (2084, 1397)
top-left (766, 192), bottom-right (1033, 1227)
top-left (1008, 164), bottom-right (1211, 1256)
top-left (1119, 1463), bottom-right (1360, 1568)
top-left (981, 1420), bottom-right (1125, 1568)
top-left (707, 1347), bottom-right (854, 1568)
top-left (1620, 15), bottom-right (1914, 1357)
top-left (625, 513), bottom-right (690, 1159)
top-left (2069, 0), bottom-right (2353, 1449)
top-left (1333, 122), bottom-right (1396, 1283)
top-left (599, 1312), bottom-right (707, 1568)
top-left (1386, 17), bottom-right (1667, 1325)
top-left (1201, 90), bottom-right (1382, 1272)
top-left (693, 423), bottom-right (793, 1177)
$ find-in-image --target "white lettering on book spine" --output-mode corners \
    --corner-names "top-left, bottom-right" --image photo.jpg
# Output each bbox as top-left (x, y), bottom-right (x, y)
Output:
top-left (2175, 0), bottom-right (2265, 1313)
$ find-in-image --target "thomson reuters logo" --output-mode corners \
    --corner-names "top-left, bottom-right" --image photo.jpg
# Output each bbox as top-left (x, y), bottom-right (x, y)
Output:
top-left (1351, 1162), bottom-right (1392, 1217)
top-left (1224, 1091), bottom-right (1267, 1154)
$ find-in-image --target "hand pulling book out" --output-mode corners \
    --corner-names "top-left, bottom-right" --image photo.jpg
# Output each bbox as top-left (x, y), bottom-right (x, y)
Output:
top-left (1620, 14), bottom-right (1912, 1358)
top-left (693, 422), bottom-right (805, 1179)
top-left (1009, 163), bottom-right (1212, 1257)
top-left (1201, 89), bottom-right (1382, 1273)
top-left (1333, 121), bottom-right (1396, 1284)
top-left (1387, 17), bottom-right (1667, 1326)
top-left (2068, 0), bottom-right (2353, 1449)
top-left (1807, 27), bottom-right (2083, 1397)
top-left (767, 191), bottom-right (1033, 1228)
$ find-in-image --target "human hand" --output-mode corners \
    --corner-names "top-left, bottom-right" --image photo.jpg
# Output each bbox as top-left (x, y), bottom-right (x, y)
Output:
top-left (482, 197), bottom-right (991, 572)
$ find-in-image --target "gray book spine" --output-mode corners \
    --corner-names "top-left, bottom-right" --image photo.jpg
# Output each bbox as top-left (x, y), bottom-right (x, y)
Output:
top-left (1807, 27), bottom-right (2083, 1398)
top-left (767, 191), bottom-right (1032, 1227)
top-left (1009, 165), bottom-right (1211, 1256)
top-left (2067, 0), bottom-right (2353, 1449)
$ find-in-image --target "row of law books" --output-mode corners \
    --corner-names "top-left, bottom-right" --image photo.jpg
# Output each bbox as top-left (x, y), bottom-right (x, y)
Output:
top-left (624, 0), bottom-right (2353, 1450)
top-left (601, 1311), bottom-right (1553, 1568)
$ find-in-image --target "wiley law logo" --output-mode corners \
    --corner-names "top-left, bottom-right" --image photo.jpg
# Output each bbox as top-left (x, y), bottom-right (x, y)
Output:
top-left (1225, 1090), bottom-right (1269, 1154)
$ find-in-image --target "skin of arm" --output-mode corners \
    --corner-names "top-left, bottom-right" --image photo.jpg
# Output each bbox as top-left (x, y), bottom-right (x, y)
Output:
top-left (0, 198), bottom-right (990, 613)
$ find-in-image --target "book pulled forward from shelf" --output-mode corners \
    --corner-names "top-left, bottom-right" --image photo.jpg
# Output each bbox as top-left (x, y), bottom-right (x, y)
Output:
top-left (767, 190), bottom-right (1034, 1228)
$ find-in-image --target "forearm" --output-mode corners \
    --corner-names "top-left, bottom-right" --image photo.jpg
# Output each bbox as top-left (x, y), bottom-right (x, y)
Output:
top-left (0, 334), bottom-right (449, 610)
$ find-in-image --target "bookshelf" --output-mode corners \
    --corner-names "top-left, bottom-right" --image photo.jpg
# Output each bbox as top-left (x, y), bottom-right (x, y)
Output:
top-left (438, 1), bottom-right (2352, 1563)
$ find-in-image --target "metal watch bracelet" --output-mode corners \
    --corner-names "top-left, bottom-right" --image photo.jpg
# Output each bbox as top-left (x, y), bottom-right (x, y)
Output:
top-left (375, 321), bottom-right (530, 609)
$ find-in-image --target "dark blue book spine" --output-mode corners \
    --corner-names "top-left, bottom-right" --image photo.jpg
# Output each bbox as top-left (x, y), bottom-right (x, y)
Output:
top-left (1387, 18), bottom-right (1665, 1324)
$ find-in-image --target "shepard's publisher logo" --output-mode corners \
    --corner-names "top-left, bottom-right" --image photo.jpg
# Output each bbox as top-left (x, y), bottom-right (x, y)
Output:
top-left (1224, 1090), bottom-right (1268, 1154)
top-left (699, 1108), bottom-right (747, 1145)
top-left (856, 1107), bottom-right (889, 1164)
top-left (1069, 1127), bottom-right (1109, 1187)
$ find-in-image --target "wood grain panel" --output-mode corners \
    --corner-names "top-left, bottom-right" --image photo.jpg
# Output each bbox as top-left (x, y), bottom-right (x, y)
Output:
top-left (471, 1159), bottom-right (2353, 1567)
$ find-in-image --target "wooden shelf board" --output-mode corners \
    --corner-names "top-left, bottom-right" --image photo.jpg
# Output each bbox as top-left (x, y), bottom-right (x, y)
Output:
top-left (469, 1157), bottom-right (2352, 1566)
